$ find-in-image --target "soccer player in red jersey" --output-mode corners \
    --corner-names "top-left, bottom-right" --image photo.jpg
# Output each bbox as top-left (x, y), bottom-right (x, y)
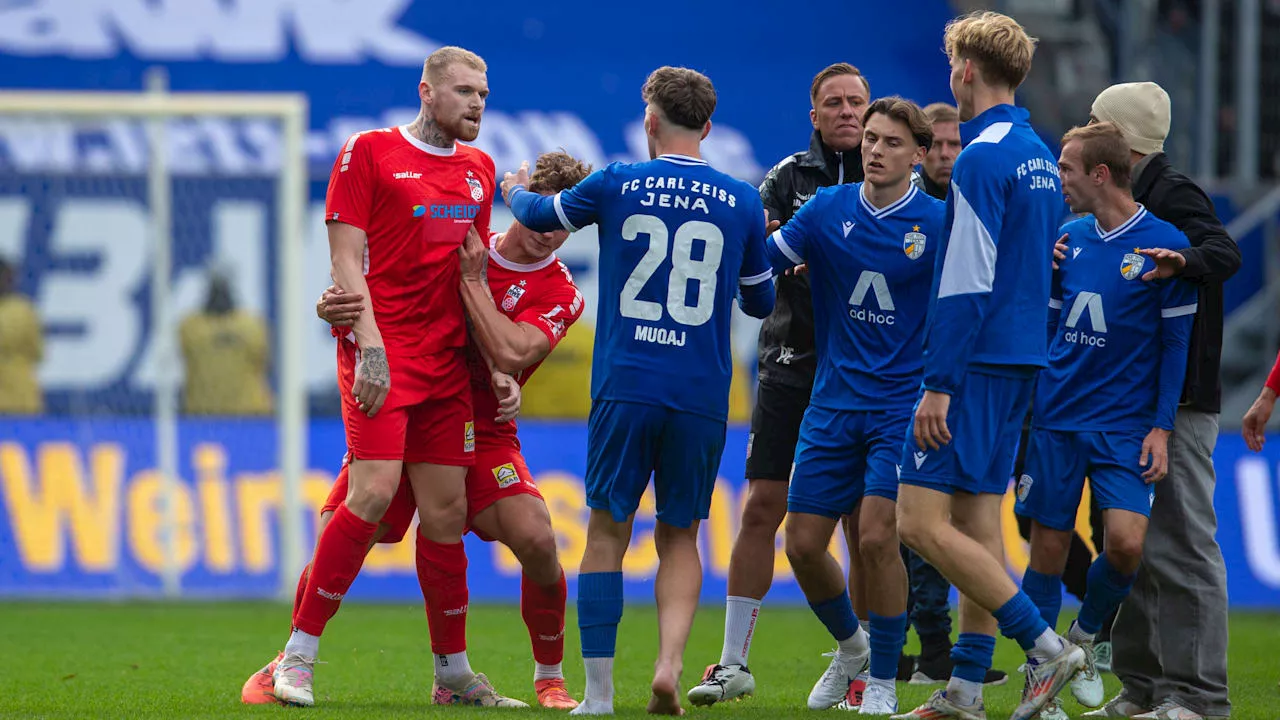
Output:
top-left (244, 153), bottom-right (591, 709)
top-left (269, 46), bottom-right (501, 708)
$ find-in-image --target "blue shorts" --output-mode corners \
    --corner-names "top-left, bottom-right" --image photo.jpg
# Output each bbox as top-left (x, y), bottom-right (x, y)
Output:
top-left (788, 405), bottom-right (911, 518)
top-left (1014, 428), bottom-right (1155, 531)
top-left (585, 400), bottom-right (727, 529)
top-left (898, 368), bottom-right (1034, 496)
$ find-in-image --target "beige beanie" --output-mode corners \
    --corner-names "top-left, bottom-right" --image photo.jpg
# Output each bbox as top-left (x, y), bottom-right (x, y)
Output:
top-left (1090, 82), bottom-right (1171, 155)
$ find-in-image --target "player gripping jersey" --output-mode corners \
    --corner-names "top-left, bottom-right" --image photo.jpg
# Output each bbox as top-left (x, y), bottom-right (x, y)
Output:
top-left (502, 67), bottom-right (774, 716)
top-left (270, 46), bottom-right (501, 709)
top-left (1016, 123), bottom-right (1195, 712)
top-left (246, 152), bottom-right (592, 710)
top-left (327, 124), bottom-right (493, 462)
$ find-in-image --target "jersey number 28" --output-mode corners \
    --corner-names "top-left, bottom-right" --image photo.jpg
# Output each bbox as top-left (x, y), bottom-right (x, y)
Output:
top-left (620, 214), bottom-right (724, 327)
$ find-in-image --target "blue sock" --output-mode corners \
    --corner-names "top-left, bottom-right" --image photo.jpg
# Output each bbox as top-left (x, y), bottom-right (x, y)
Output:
top-left (869, 612), bottom-right (909, 681)
top-left (1078, 552), bottom-right (1136, 635)
top-left (950, 632), bottom-right (996, 684)
top-left (809, 589), bottom-right (860, 642)
top-left (577, 571), bottom-right (623, 658)
top-left (1021, 569), bottom-right (1064, 630)
top-left (993, 591), bottom-right (1050, 651)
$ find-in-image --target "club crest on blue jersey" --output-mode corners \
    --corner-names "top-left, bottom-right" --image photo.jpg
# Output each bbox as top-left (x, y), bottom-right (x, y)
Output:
top-left (903, 225), bottom-right (927, 260)
top-left (501, 283), bottom-right (526, 311)
top-left (466, 170), bottom-right (485, 202)
top-left (1121, 251), bottom-right (1144, 280)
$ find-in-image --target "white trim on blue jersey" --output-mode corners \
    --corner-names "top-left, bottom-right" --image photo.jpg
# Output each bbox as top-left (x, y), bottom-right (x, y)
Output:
top-left (858, 183), bottom-right (919, 219)
top-left (1095, 205), bottom-right (1147, 241)
top-left (552, 192), bottom-right (579, 232)
top-left (937, 182), bottom-right (998, 299)
top-left (770, 228), bottom-right (805, 266)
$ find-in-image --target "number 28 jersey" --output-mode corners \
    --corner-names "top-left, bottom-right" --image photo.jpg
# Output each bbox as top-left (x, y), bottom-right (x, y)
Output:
top-left (532, 155), bottom-right (772, 422)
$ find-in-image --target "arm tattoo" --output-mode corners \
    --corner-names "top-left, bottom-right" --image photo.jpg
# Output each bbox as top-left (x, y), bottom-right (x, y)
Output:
top-left (359, 347), bottom-right (390, 387)
top-left (411, 113), bottom-right (452, 148)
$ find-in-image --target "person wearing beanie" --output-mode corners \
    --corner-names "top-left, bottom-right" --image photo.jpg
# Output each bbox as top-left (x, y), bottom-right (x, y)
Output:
top-left (1083, 81), bottom-right (1239, 720)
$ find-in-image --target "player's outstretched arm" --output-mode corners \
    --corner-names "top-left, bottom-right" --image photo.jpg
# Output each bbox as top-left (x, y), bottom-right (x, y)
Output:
top-left (330, 221), bottom-right (389, 417)
top-left (507, 166), bottom-right (606, 234)
top-left (457, 227), bottom-right (553, 376)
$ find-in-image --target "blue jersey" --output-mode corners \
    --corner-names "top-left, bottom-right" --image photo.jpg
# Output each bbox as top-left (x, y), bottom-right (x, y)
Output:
top-left (922, 104), bottom-right (1063, 394)
top-left (508, 154), bottom-right (774, 422)
top-left (1035, 207), bottom-right (1197, 432)
top-left (767, 182), bottom-right (945, 411)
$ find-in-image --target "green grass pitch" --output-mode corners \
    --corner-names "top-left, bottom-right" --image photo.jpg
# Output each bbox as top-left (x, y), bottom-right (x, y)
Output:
top-left (2, 602), bottom-right (1276, 719)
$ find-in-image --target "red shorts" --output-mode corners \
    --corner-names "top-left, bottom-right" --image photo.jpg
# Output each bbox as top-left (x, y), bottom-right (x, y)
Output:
top-left (337, 340), bottom-right (474, 465)
top-left (321, 462), bottom-right (417, 544)
top-left (465, 442), bottom-right (544, 542)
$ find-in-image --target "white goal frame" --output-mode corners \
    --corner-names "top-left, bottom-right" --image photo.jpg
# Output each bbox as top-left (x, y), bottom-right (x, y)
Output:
top-left (0, 77), bottom-right (310, 600)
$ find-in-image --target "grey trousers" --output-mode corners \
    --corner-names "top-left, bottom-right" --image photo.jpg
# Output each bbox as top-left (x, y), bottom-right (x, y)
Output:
top-left (1112, 409), bottom-right (1230, 718)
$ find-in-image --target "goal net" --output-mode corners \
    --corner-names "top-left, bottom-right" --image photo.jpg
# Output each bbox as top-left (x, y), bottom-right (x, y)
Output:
top-left (0, 77), bottom-right (310, 600)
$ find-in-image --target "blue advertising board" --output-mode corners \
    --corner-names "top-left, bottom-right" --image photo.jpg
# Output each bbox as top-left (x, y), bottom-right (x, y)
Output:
top-left (1, 419), bottom-right (1278, 608)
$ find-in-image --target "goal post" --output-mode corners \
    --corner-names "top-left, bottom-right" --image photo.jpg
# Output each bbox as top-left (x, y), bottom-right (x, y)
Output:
top-left (0, 80), bottom-right (310, 600)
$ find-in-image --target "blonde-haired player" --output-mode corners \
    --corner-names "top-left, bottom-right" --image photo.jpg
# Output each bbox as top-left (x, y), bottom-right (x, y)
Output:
top-left (892, 12), bottom-right (1085, 720)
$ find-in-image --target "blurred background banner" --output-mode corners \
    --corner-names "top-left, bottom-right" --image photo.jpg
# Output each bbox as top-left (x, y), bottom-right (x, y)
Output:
top-left (1, 419), bottom-right (1278, 607)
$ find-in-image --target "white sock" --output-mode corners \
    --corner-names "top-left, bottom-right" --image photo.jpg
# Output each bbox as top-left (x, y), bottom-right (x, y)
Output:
top-left (720, 596), bottom-right (762, 667)
top-left (838, 626), bottom-right (870, 658)
top-left (284, 629), bottom-right (319, 659)
top-left (945, 676), bottom-right (983, 707)
top-left (868, 676), bottom-right (896, 696)
top-left (1066, 620), bottom-right (1095, 645)
top-left (582, 657), bottom-right (615, 704)
top-left (535, 662), bottom-right (564, 681)
top-left (1028, 628), bottom-right (1066, 661)
top-left (435, 651), bottom-right (474, 688)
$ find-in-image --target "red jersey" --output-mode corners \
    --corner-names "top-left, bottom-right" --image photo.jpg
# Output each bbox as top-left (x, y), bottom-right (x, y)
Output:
top-left (470, 235), bottom-right (584, 447)
top-left (325, 126), bottom-right (495, 356)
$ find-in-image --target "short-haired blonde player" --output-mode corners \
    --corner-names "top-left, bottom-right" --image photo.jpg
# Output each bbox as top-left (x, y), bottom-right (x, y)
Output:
top-left (891, 12), bottom-right (1085, 720)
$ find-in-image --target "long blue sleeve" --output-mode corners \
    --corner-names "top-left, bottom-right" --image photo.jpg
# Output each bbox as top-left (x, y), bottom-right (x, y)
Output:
top-left (509, 166), bottom-right (609, 233)
top-left (922, 150), bottom-right (1008, 394)
top-left (508, 186), bottom-right (563, 232)
top-left (738, 280), bottom-right (775, 318)
top-left (1046, 265), bottom-right (1063, 344)
top-left (1154, 279), bottom-right (1198, 430)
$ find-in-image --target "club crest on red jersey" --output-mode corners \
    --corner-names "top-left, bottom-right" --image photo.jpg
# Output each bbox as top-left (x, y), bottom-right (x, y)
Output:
top-left (501, 283), bottom-right (526, 312)
top-left (466, 170), bottom-right (485, 202)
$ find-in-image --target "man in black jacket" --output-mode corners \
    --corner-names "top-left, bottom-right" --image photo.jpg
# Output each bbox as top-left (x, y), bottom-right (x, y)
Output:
top-left (1084, 81), bottom-right (1239, 720)
top-left (687, 62), bottom-right (869, 707)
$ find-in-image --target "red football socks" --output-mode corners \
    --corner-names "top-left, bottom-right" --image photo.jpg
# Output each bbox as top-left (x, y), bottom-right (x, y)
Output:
top-left (291, 562), bottom-right (311, 620)
top-left (522, 569), bottom-right (568, 665)
top-left (291, 503), bottom-right (378, 636)
top-left (417, 534), bottom-right (469, 655)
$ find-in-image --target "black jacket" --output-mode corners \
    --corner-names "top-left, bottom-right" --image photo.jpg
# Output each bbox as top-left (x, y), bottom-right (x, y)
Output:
top-left (912, 168), bottom-right (948, 200)
top-left (756, 130), bottom-right (863, 388)
top-left (1133, 152), bottom-right (1242, 413)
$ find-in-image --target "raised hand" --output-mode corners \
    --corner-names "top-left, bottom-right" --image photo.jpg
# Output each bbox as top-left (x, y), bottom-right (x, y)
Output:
top-left (500, 161), bottom-right (531, 205)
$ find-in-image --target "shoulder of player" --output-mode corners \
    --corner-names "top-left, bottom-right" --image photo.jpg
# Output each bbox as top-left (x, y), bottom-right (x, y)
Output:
top-left (1136, 209), bottom-right (1186, 249)
top-left (908, 189), bottom-right (947, 228)
top-left (456, 143), bottom-right (497, 174)
top-left (1057, 216), bottom-right (1094, 242)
